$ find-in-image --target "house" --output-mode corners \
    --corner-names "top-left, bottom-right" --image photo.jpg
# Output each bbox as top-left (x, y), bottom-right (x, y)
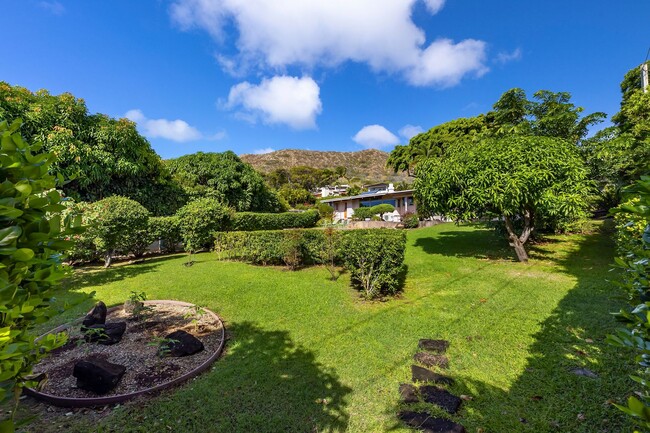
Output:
top-left (321, 183), bottom-right (416, 222)
top-left (313, 184), bottom-right (349, 198)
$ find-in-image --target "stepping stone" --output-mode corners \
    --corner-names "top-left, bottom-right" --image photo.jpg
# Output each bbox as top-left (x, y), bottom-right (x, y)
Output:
top-left (84, 322), bottom-right (127, 345)
top-left (570, 367), bottom-right (598, 379)
top-left (162, 330), bottom-right (204, 357)
top-left (73, 358), bottom-right (126, 394)
top-left (399, 383), bottom-right (419, 403)
top-left (411, 365), bottom-right (454, 385)
top-left (398, 411), bottom-right (465, 433)
top-left (414, 352), bottom-right (449, 369)
top-left (420, 386), bottom-right (462, 414)
top-left (418, 339), bottom-right (449, 354)
top-left (81, 301), bottom-right (107, 329)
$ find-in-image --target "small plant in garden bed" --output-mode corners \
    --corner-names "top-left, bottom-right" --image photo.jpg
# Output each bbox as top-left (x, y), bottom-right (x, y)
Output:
top-left (125, 291), bottom-right (150, 320)
top-left (149, 337), bottom-right (180, 358)
top-left (183, 305), bottom-right (206, 333)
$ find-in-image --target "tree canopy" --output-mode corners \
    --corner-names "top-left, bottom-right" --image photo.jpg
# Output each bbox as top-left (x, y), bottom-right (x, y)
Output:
top-left (166, 151), bottom-right (286, 213)
top-left (414, 136), bottom-right (592, 261)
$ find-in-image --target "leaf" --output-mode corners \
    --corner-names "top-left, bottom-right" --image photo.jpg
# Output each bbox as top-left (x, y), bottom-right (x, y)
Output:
top-left (0, 226), bottom-right (21, 247)
top-left (12, 248), bottom-right (34, 262)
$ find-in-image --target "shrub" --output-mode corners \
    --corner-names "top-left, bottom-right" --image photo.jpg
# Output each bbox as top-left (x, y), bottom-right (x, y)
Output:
top-left (230, 210), bottom-right (319, 231)
top-left (149, 216), bottom-right (182, 253)
top-left (607, 176), bottom-right (650, 428)
top-left (177, 197), bottom-right (233, 254)
top-left (278, 185), bottom-right (316, 207)
top-left (352, 207), bottom-right (374, 221)
top-left (0, 120), bottom-right (82, 428)
top-left (317, 203), bottom-right (335, 221)
top-left (214, 229), bottom-right (326, 266)
top-left (369, 203), bottom-right (395, 218)
top-left (89, 196), bottom-right (150, 267)
top-left (402, 212), bottom-right (419, 229)
top-left (62, 200), bottom-right (102, 263)
top-left (339, 229), bottom-right (406, 299)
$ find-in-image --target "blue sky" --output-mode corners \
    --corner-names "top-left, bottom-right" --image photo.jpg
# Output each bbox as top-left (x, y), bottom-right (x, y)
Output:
top-left (2, 0), bottom-right (649, 158)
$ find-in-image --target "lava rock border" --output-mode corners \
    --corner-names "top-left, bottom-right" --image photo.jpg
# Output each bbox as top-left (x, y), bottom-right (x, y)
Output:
top-left (24, 300), bottom-right (226, 408)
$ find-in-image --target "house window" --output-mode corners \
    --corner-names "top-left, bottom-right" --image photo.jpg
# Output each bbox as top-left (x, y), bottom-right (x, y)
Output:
top-left (360, 199), bottom-right (397, 208)
top-left (407, 197), bottom-right (414, 206)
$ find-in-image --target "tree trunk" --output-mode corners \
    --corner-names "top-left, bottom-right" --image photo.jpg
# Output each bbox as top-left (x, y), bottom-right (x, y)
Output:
top-left (504, 215), bottom-right (530, 262)
top-left (104, 251), bottom-right (112, 268)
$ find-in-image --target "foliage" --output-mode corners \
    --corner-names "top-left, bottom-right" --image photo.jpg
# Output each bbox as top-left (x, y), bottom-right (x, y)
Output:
top-left (339, 229), bottom-right (406, 299)
top-left (0, 120), bottom-right (81, 429)
top-left (415, 135), bottom-right (592, 261)
top-left (214, 229), bottom-right (326, 267)
top-left (88, 196), bottom-right (150, 267)
top-left (317, 203), bottom-right (335, 222)
top-left (607, 176), bottom-right (650, 429)
top-left (322, 227), bottom-right (340, 280)
top-left (352, 207), bottom-right (375, 221)
top-left (166, 151), bottom-right (285, 213)
top-left (149, 216), bottom-right (182, 254)
top-left (266, 165), bottom-right (344, 191)
top-left (278, 185), bottom-right (315, 207)
top-left (229, 210), bottom-right (319, 231)
top-left (369, 203), bottom-right (395, 217)
top-left (402, 212), bottom-right (420, 229)
top-left (0, 82), bottom-right (180, 216)
top-left (61, 200), bottom-right (101, 264)
top-left (177, 198), bottom-right (234, 254)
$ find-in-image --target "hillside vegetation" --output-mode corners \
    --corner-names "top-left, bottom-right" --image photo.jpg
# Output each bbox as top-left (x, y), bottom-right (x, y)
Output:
top-left (241, 149), bottom-right (410, 184)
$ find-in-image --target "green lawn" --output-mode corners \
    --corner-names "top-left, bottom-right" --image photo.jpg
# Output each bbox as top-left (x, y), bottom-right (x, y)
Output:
top-left (21, 223), bottom-right (637, 432)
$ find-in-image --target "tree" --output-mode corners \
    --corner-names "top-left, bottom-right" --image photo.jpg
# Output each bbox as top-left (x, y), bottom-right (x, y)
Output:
top-left (414, 136), bottom-right (592, 262)
top-left (166, 151), bottom-right (285, 212)
top-left (88, 196), bottom-right (150, 267)
top-left (278, 185), bottom-right (315, 208)
top-left (0, 82), bottom-right (180, 216)
top-left (0, 120), bottom-right (81, 429)
top-left (370, 204), bottom-right (395, 218)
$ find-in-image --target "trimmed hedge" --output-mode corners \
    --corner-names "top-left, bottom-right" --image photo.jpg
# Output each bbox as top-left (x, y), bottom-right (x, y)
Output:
top-left (149, 216), bottom-right (182, 253)
top-left (214, 228), bottom-right (406, 298)
top-left (229, 210), bottom-right (319, 231)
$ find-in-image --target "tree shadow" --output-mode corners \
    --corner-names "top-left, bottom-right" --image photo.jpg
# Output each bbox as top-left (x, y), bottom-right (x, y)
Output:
top-left (65, 254), bottom-right (182, 288)
top-left (28, 321), bottom-right (352, 433)
top-left (413, 227), bottom-right (515, 261)
top-left (436, 229), bottom-right (638, 432)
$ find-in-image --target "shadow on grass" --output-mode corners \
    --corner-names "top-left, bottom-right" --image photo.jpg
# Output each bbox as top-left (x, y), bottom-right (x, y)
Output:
top-left (65, 254), bottom-right (183, 288)
top-left (435, 229), bottom-right (637, 432)
top-left (53, 321), bottom-right (352, 433)
top-left (413, 227), bottom-right (515, 261)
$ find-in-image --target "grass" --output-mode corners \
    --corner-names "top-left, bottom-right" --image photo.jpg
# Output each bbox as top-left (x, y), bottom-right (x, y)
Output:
top-left (20, 222), bottom-right (637, 432)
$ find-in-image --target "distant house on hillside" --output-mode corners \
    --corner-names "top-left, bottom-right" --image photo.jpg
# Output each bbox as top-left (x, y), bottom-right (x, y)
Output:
top-left (313, 184), bottom-right (349, 198)
top-left (321, 183), bottom-right (415, 222)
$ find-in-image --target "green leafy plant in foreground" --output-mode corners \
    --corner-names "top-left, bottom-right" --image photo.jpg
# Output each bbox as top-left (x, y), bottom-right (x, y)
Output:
top-left (607, 175), bottom-right (650, 431)
top-left (0, 120), bottom-right (82, 432)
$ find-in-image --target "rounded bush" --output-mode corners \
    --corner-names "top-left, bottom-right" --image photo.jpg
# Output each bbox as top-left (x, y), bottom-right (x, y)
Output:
top-left (402, 213), bottom-right (419, 229)
top-left (177, 198), bottom-right (233, 253)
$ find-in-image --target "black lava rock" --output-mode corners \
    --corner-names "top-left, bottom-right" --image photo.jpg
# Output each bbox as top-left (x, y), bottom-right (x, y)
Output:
top-left (398, 411), bottom-right (465, 433)
top-left (73, 358), bottom-right (126, 394)
top-left (162, 330), bottom-right (204, 357)
top-left (411, 365), bottom-right (454, 385)
top-left (399, 383), bottom-right (419, 403)
top-left (420, 385), bottom-right (462, 414)
top-left (414, 352), bottom-right (449, 369)
top-left (81, 301), bottom-right (107, 329)
top-left (84, 322), bottom-right (127, 345)
top-left (418, 339), bottom-right (449, 354)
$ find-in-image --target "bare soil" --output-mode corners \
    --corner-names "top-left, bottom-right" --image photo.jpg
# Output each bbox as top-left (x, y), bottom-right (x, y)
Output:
top-left (33, 303), bottom-right (223, 398)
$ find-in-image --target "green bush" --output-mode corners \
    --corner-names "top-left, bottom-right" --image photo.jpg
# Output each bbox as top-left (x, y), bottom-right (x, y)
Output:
top-left (369, 203), bottom-right (395, 217)
top-left (352, 207), bottom-right (374, 221)
top-left (0, 120), bottom-right (82, 429)
top-left (230, 210), bottom-right (319, 231)
top-left (62, 200), bottom-right (102, 263)
top-left (607, 176), bottom-right (650, 428)
top-left (402, 212), bottom-right (420, 229)
top-left (214, 229), bottom-right (326, 266)
top-left (317, 202), bottom-right (335, 221)
top-left (90, 196), bottom-right (150, 266)
top-left (339, 229), bottom-right (406, 299)
top-left (149, 216), bottom-right (182, 253)
top-left (177, 197), bottom-right (233, 253)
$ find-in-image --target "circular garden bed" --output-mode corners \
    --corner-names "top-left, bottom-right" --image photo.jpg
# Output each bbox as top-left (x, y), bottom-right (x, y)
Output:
top-left (25, 300), bottom-right (225, 407)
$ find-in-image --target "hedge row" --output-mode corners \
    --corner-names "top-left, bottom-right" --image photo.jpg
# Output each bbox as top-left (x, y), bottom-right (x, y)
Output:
top-left (229, 210), bottom-right (319, 231)
top-left (214, 228), bottom-right (406, 298)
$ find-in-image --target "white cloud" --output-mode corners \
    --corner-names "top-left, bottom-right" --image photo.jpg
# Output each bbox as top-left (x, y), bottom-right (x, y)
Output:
top-left (125, 109), bottom-right (212, 142)
top-left (353, 125), bottom-right (400, 149)
top-left (38, 1), bottom-right (65, 15)
top-left (423, 0), bottom-right (445, 14)
top-left (253, 147), bottom-right (275, 154)
top-left (170, 0), bottom-right (489, 87)
top-left (225, 75), bottom-right (322, 129)
top-left (496, 48), bottom-right (522, 64)
top-left (399, 124), bottom-right (424, 140)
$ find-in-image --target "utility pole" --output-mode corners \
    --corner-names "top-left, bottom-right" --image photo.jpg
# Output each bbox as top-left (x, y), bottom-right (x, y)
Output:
top-left (642, 62), bottom-right (649, 93)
